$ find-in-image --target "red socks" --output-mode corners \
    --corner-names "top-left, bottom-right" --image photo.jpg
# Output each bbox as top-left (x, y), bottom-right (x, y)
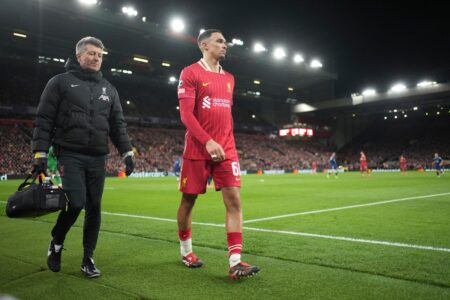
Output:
top-left (227, 232), bottom-right (242, 256)
top-left (178, 228), bottom-right (191, 241)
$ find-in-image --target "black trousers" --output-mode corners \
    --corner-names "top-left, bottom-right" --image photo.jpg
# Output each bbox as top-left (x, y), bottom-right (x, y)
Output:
top-left (52, 149), bottom-right (106, 258)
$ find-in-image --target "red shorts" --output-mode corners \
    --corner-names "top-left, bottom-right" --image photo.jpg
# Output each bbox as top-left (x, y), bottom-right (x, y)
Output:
top-left (360, 162), bottom-right (367, 169)
top-left (179, 159), bottom-right (241, 194)
top-left (400, 163), bottom-right (406, 170)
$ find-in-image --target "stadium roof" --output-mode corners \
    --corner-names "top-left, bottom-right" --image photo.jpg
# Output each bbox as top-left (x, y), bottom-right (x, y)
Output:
top-left (0, 0), bottom-right (337, 102)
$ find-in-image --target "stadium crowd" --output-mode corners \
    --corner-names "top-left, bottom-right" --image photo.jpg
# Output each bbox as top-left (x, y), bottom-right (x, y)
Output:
top-left (1, 122), bottom-right (448, 176)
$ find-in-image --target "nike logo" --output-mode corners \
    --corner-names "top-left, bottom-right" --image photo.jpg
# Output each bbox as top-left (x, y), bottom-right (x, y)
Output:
top-left (235, 177), bottom-right (241, 181)
top-left (202, 82), bottom-right (211, 87)
top-left (70, 84), bottom-right (80, 87)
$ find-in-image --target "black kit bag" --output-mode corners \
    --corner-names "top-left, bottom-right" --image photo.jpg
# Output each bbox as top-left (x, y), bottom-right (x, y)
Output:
top-left (5, 172), bottom-right (68, 218)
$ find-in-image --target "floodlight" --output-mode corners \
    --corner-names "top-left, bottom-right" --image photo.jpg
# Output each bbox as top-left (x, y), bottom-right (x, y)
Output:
top-left (199, 28), bottom-right (205, 34)
top-left (293, 54), bottom-right (304, 63)
top-left (170, 18), bottom-right (185, 33)
top-left (133, 57), bottom-right (148, 63)
top-left (362, 89), bottom-right (376, 96)
top-left (78, 0), bottom-right (97, 6)
top-left (310, 59), bottom-right (322, 68)
top-left (13, 32), bottom-right (27, 38)
top-left (417, 80), bottom-right (437, 87)
top-left (232, 38), bottom-right (244, 46)
top-left (389, 83), bottom-right (407, 93)
top-left (253, 80), bottom-right (261, 85)
top-left (273, 47), bottom-right (286, 60)
top-left (122, 6), bottom-right (138, 17)
top-left (253, 42), bottom-right (267, 53)
top-left (169, 76), bottom-right (177, 83)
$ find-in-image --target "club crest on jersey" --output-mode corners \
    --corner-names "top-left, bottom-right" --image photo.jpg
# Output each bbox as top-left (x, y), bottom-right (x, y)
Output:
top-left (98, 87), bottom-right (110, 102)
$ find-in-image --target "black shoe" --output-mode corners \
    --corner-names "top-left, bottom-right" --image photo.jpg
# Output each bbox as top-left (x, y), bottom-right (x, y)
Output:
top-left (47, 240), bottom-right (62, 272)
top-left (228, 261), bottom-right (260, 279)
top-left (81, 257), bottom-right (101, 278)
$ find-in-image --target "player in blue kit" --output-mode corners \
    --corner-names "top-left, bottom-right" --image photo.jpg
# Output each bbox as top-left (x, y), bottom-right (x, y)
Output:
top-left (433, 153), bottom-right (443, 177)
top-left (327, 152), bottom-right (338, 179)
top-left (173, 157), bottom-right (181, 181)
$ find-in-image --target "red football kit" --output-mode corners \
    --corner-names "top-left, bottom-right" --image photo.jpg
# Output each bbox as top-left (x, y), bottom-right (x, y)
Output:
top-left (400, 157), bottom-right (407, 170)
top-left (178, 59), bottom-right (240, 194)
top-left (360, 154), bottom-right (367, 169)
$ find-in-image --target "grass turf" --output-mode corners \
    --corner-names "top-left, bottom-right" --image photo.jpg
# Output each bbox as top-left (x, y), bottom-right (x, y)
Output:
top-left (0, 171), bottom-right (449, 299)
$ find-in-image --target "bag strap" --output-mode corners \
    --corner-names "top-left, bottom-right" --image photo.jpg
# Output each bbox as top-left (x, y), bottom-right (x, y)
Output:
top-left (17, 172), bottom-right (36, 191)
top-left (17, 171), bottom-right (47, 191)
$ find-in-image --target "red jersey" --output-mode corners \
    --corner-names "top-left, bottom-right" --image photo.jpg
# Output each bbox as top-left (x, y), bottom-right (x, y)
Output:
top-left (360, 154), bottom-right (366, 163)
top-left (400, 157), bottom-right (406, 165)
top-left (178, 59), bottom-right (237, 160)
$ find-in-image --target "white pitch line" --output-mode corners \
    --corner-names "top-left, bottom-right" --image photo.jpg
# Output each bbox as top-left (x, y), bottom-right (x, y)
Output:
top-left (100, 211), bottom-right (450, 253)
top-left (2, 201), bottom-right (450, 253)
top-left (102, 211), bottom-right (224, 227)
top-left (244, 192), bottom-right (450, 224)
top-left (242, 227), bottom-right (450, 253)
top-left (98, 212), bottom-right (450, 252)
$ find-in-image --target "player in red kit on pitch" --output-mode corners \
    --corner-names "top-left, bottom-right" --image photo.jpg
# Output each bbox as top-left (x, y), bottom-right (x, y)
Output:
top-left (176, 29), bottom-right (260, 279)
top-left (360, 151), bottom-right (370, 176)
top-left (399, 155), bottom-right (407, 175)
top-left (311, 160), bottom-right (317, 173)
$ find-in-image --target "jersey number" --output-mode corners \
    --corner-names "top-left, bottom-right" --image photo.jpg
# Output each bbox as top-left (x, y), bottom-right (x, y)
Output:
top-left (231, 162), bottom-right (240, 176)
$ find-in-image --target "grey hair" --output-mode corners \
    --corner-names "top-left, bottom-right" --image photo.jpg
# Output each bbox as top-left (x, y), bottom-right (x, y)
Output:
top-left (75, 36), bottom-right (104, 54)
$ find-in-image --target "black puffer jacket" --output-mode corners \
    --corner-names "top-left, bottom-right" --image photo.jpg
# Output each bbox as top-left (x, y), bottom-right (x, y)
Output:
top-left (32, 58), bottom-right (131, 156)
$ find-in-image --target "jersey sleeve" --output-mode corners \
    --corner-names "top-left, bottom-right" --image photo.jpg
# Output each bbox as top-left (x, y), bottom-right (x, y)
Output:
top-left (177, 67), bottom-right (212, 145)
top-left (177, 67), bottom-right (196, 100)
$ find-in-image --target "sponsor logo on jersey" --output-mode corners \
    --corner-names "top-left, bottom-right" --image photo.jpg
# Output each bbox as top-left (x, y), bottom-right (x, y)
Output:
top-left (202, 96), bottom-right (231, 109)
top-left (202, 82), bottom-right (211, 87)
top-left (98, 95), bottom-right (110, 102)
top-left (227, 82), bottom-right (231, 93)
top-left (202, 96), bottom-right (211, 109)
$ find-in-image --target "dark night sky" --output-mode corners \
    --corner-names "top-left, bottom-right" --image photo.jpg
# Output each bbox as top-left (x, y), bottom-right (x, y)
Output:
top-left (116, 1), bottom-right (449, 97)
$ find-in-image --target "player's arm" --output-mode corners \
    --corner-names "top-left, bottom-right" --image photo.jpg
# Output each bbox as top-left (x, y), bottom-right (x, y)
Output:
top-left (178, 68), bottom-right (225, 160)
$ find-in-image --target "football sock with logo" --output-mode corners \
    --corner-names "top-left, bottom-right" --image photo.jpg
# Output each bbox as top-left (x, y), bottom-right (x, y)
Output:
top-left (227, 232), bottom-right (242, 267)
top-left (178, 228), bottom-right (192, 257)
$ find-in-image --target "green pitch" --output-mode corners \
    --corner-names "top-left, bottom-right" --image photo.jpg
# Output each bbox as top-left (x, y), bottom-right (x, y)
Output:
top-left (0, 172), bottom-right (449, 299)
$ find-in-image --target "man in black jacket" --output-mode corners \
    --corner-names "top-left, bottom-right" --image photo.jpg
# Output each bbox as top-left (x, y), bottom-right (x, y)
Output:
top-left (31, 36), bottom-right (134, 278)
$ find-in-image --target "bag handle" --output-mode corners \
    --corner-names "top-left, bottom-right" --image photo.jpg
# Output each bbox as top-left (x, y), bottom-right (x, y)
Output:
top-left (17, 170), bottom-right (47, 191)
